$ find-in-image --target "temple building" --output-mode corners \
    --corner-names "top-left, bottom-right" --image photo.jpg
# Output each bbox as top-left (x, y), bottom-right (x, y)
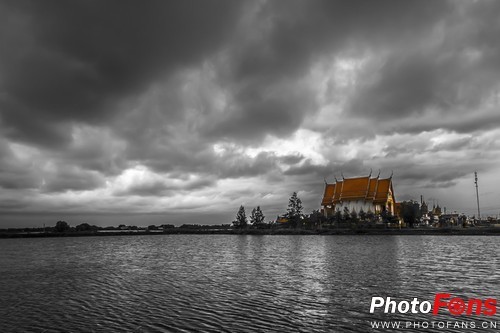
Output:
top-left (321, 173), bottom-right (397, 217)
top-left (432, 203), bottom-right (442, 216)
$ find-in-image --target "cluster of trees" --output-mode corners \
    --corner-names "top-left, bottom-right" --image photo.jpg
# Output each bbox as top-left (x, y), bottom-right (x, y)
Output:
top-left (398, 201), bottom-right (421, 228)
top-left (55, 221), bottom-right (99, 232)
top-left (232, 192), bottom-right (305, 229)
top-left (7, 222), bottom-right (237, 234)
top-left (232, 191), bottom-right (406, 230)
top-left (286, 192), bottom-right (303, 228)
top-left (323, 207), bottom-right (399, 228)
top-left (233, 205), bottom-right (266, 229)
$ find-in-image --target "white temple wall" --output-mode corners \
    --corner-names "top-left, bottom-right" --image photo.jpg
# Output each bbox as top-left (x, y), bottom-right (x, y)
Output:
top-left (337, 200), bottom-right (374, 213)
top-left (324, 201), bottom-right (395, 216)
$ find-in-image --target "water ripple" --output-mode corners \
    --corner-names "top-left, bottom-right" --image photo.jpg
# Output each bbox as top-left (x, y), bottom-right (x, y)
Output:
top-left (0, 235), bottom-right (499, 332)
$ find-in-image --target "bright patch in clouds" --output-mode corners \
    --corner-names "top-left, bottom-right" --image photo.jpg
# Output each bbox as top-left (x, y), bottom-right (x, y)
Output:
top-left (247, 130), bottom-right (328, 165)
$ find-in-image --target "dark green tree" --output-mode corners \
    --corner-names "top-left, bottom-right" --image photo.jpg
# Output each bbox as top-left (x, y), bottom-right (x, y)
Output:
top-left (380, 210), bottom-right (399, 228)
top-left (342, 206), bottom-right (350, 221)
top-left (307, 210), bottom-right (325, 229)
top-left (333, 209), bottom-right (342, 227)
top-left (366, 210), bottom-right (376, 227)
top-left (250, 206), bottom-right (265, 227)
top-left (75, 223), bottom-right (91, 232)
top-left (233, 205), bottom-right (248, 229)
top-left (287, 192), bottom-right (303, 228)
top-left (75, 223), bottom-right (97, 232)
top-left (350, 209), bottom-right (358, 222)
top-left (359, 208), bottom-right (367, 222)
top-left (55, 221), bottom-right (70, 232)
top-left (366, 209), bottom-right (375, 219)
top-left (400, 200), bottom-right (421, 228)
top-left (380, 209), bottom-right (390, 227)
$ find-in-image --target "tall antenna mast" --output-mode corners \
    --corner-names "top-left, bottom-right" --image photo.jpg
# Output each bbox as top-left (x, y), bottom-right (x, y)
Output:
top-left (474, 171), bottom-right (481, 222)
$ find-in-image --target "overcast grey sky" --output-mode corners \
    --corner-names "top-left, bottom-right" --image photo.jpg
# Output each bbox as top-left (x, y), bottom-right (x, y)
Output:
top-left (1, 0), bottom-right (500, 227)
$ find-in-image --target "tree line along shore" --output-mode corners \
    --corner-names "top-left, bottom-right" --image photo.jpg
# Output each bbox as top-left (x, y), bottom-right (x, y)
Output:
top-left (2, 192), bottom-right (500, 238)
top-left (2, 224), bottom-right (500, 238)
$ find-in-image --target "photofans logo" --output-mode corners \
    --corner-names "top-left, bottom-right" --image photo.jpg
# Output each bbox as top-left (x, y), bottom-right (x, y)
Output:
top-left (368, 293), bottom-right (499, 330)
top-left (370, 293), bottom-right (497, 316)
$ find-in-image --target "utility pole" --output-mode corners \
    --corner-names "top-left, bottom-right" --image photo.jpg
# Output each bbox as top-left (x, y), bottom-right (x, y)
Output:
top-left (474, 171), bottom-right (481, 222)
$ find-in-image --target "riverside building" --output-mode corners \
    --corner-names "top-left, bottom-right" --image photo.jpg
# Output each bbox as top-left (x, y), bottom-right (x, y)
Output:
top-left (321, 173), bottom-right (397, 218)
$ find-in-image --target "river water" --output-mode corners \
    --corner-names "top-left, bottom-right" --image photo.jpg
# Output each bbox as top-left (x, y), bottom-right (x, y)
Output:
top-left (0, 235), bottom-right (499, 332)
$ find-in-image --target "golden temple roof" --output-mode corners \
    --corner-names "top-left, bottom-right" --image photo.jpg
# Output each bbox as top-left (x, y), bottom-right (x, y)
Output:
top-left (321, 175), bottom-right (395, 206)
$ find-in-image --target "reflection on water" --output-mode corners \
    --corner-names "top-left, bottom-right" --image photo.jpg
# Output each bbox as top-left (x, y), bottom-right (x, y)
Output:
top-left (0, 235), bottom-right (499, 332)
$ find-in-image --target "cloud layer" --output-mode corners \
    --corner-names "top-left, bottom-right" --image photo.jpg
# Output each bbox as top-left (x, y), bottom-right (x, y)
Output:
top-left (1, 0), bottom-right (500, 226)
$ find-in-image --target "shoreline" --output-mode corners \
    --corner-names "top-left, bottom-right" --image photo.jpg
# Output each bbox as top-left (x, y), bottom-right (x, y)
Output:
top-left (2, 227), bottom-right (500, 238)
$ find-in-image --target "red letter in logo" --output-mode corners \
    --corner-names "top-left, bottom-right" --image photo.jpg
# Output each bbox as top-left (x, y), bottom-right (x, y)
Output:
top-left (466, 298), bottom-right (482, 315)
top-left (448, 297), bottom-right (465, 316)
top-left (483, 298), bottom-right (497, 316)
top-left (433, 293), bottom-right (450, 315)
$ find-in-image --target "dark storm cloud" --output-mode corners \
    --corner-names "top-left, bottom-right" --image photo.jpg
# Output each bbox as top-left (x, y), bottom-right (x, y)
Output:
top-left (348, 49), bottom-right (490, 126)
top-left (0, 199), bottom-right (28, 211)
top-left (346, 0), bottom-right (500, 137)
top-left (0, 0), bottom-right (456, 149)
top-left (0, 0), bottom-right (488, 150)
top-left (450, 112), bottom-right (500, 134)
top-left (217, 151), bottom-right (280, 178)
top-left (0, 97), bottom-right (73, 149)
top-left (114, 182), bottom-right (175, 197)
top-left (373, 110), bottom-right (500, 140)
top-left (2, 0), bottom-right (500, 224)
top-left (231, 0), bottom-right (448, 80)
top-left (283, 159), bottom-right (331, 177)
top-left (382, 135), bottom-right (479, 157)
top-left (204, 84), bottom-right (315, 142)
top-left (350, 53), bottom-right (442, 118)
top-left (332, 159), bottom-right (370, 179)
top-left (283, 158), bottom-right (374, 182)
top-left (396, 167), bottom-right (469, 185)
top-left (0, 139), bottom-right (39, 190)
top-left (41, 166), bottom-right (105, 193)
top-left (279, 154), bottom-right (305, 166)
top-left (0, 0), bottom-right (244, 145)
top-left (203, 0), bottom-right (451, 142)
top-left (56, 127), bottom-right (127, 175)
top-left (0, 172), bottom-right (38, 190)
